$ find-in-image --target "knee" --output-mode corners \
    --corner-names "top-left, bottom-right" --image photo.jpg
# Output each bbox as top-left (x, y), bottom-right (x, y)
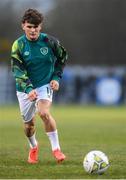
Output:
top-left (25, 123), bottom-right (34, 130)
top-left (39, 110), bottom-right (50, 121)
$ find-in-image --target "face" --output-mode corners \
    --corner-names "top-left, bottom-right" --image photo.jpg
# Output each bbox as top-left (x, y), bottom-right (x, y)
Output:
top-left (22, 21), bottom-right (42, 41)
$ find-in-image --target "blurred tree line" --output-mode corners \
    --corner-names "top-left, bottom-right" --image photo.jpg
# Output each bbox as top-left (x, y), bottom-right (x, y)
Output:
top-left (0, 0), bottom-right (39, 64)
top-left (0, 0), bottom-right (126, 65)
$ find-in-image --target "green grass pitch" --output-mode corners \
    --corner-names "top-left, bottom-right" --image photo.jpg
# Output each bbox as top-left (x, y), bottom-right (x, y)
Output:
top-left (0, 105), bottom-right (126, 179)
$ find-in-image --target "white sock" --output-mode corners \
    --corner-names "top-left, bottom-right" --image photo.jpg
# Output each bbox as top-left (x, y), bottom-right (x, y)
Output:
top-left (27, 133), bottom-right (38, 148)
top-left (46, 129), bottom-right (60, 151)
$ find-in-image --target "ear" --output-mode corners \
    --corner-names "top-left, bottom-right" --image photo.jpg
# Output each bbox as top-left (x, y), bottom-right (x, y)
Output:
top-left (40, 26), bottom-right (42, 31)
top-left (39, 23), bottom-right (42, 30)
top-left (21, 23), bottom-right (25, 30)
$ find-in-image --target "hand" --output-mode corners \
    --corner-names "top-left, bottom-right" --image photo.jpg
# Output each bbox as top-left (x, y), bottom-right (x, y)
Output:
top-left (28, 90), bottom-right (38, 101)
top-left (50, 80), bottom-right (59, 91)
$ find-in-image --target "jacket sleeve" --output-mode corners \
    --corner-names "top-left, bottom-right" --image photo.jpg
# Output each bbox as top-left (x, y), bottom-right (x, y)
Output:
top-left (47, 36), bottom-right (68, 82)
top-left (11, 40), bottom-right (33, 94)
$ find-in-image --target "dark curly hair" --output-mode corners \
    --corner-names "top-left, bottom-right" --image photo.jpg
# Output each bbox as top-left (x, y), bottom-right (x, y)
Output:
top-left (22, 8), bottom-right (44, 25)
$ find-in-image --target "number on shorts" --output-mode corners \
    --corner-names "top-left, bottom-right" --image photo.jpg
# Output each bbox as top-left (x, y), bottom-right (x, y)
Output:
top-left (46, 87), bottom-right (52, 97)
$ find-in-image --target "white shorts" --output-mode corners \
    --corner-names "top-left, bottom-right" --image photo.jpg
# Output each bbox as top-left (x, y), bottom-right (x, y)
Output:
top-left (17, 84), bottom-right (53, 123)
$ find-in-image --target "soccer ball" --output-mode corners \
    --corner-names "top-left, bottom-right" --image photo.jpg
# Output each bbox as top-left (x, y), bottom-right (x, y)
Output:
top-left (83, 150), bottom-right (109, 174)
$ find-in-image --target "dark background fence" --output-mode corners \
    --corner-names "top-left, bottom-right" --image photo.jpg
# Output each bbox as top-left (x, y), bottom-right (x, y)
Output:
top-left (1, 65), bottom-right (126, 105)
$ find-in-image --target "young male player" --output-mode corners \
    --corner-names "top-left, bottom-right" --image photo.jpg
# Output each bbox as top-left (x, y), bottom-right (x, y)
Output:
top-left (11, 8), bottom-right (68, 164)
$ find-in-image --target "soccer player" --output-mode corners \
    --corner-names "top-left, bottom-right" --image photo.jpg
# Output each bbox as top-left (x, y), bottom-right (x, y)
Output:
top-left (11, 8), bottom-right (68, 164)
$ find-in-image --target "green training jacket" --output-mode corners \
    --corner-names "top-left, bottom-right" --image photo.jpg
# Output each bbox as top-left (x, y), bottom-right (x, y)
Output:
top-left (11, 33), bottom-right (68, 93)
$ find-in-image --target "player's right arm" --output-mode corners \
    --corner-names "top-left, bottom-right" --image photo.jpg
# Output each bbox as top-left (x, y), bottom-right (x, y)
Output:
top-left (11, 40), bottom-right (33, 94)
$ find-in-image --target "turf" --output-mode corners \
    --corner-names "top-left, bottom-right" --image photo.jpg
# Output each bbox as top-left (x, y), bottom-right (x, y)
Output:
top-left (0, 105), bottom-right (126, 179)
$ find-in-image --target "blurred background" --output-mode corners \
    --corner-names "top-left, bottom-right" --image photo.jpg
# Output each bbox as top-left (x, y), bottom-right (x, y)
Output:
top-left (0, 0), bottom-right (126, 105)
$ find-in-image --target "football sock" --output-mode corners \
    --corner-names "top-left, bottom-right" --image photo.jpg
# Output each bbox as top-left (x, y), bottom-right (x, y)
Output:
top-left (46, 129), bottom-right (60, 151)
top-left (27, 133), bottom-right (38, 148)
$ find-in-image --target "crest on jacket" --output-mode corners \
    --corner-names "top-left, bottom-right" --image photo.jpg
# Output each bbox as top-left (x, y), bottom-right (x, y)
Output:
top-left (40, 47), bottom-right (48, 55)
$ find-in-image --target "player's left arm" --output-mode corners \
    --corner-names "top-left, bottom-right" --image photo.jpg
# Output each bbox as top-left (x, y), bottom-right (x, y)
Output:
top-left (50, 37), bottom-right (68, 90)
